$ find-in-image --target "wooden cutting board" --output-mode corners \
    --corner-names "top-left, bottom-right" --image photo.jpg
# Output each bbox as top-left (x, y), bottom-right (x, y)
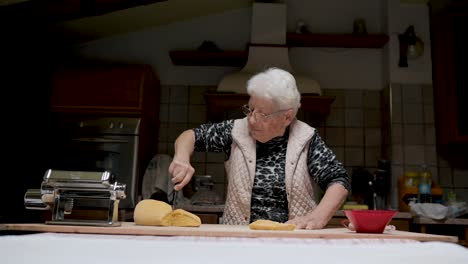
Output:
top-left (0, 222), bottom-right (458, 243)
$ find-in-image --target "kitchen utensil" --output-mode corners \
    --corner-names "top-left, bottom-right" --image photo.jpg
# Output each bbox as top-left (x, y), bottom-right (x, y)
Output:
top-left (172, 190), bottom-right (177, 210)
top-left (341, 210), bottom-right (397, 233)
top-left (24, 169), bottom-right (126, 226)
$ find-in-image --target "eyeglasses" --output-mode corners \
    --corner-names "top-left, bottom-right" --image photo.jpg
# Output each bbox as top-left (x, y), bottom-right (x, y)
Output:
top-left (242, 104), bottom-right (289, 122)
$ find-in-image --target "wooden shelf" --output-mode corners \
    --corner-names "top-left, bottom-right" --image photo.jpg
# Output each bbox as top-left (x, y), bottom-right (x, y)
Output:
top-left (169, 34), bottom-right (389, 66)
top-left (204, 92), bottom-right (335, 123)
top-left (286, 33), bottom-right (389, 48)
top-left (169, 50), bottom-right (247, 66)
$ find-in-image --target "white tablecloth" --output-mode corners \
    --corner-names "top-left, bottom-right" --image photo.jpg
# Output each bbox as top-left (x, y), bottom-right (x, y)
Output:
top-left (2, 233), bottom-right (468, 264)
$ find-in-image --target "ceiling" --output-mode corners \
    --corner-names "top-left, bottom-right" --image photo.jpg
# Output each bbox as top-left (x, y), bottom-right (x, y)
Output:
top-left (0, 0), bottom-right (435, 45)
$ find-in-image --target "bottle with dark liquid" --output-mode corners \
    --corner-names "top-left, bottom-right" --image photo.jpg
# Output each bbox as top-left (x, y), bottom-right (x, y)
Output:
top-left (418, 165), bottom-right (432, 203)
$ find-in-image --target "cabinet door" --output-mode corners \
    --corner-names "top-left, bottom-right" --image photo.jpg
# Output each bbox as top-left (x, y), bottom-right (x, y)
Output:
top-left (432, 9), bottom-right (468, 146)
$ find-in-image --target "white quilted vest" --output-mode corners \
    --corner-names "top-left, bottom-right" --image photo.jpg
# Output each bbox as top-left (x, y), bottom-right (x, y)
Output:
top-left (222, 118), bottom-right (319, 225)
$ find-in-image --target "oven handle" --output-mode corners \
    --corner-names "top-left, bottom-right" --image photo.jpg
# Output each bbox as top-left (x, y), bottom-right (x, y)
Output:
top-left (72, 137), bottom-right (129, 143)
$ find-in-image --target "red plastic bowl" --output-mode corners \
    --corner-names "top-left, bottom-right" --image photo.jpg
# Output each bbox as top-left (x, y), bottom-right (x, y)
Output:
top-left (343, 210), bottom-right (397, 233)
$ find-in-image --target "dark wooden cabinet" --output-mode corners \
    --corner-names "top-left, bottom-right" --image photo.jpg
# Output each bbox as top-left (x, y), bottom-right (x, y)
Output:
top-left (49, 62), bottom-right (161, 198)
top-left (432, 4), bottom-right (468, 148)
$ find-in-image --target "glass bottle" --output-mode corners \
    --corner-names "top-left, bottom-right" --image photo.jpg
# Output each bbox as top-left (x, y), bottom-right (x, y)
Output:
top-left (418, 165), bottom-right (432, 203)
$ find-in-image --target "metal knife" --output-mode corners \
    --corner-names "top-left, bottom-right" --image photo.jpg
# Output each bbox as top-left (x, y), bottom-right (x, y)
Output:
top-left (172, 190), bottom-right (177, 210)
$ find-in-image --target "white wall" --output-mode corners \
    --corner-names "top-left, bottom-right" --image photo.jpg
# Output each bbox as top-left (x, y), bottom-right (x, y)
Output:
top-left (76, 0), bottom-right (431, 90)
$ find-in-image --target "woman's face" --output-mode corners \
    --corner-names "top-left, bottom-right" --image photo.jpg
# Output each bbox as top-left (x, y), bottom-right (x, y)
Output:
top-left (246, 96), bottom-right (293, 143)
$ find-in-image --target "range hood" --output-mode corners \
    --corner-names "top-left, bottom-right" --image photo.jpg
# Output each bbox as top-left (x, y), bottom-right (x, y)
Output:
top-left (217, 2), bottom-right (321, 95)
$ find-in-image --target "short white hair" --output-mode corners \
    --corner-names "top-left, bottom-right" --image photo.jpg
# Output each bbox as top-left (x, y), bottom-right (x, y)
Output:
top-left (246, 67), bottom-right (301, 113)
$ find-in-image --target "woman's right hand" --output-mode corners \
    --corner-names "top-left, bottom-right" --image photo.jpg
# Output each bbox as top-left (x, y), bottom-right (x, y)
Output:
top-left (168, 159), bottom-right (195, 191)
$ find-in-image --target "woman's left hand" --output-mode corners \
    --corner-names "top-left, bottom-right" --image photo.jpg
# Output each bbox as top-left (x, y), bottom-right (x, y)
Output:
top-left (285, 211), bottom-right (330, 230)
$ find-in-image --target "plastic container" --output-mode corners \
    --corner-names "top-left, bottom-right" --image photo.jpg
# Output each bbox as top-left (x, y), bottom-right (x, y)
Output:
top-left (418, 165), bottom-right (432, 203)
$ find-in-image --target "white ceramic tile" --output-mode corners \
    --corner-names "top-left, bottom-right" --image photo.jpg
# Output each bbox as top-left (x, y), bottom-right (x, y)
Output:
top-left (169, 104), bottom-right (188, 123)
top-left (424, 146), bottom-right (438, 166)
top-left (169, 85), bottom-right (189, 104)
top-left (401, 84), bottom-right (422, 104)
top-left (325, 108), bottom-right (345, 127)
top-left (403, 145), bottom-right (425, 166)
top-left (424, 125), bottom-right (436, 145)
top-left (453, 169), bottom-right (468, 188)
top-left (324, 89), bottom-right (345, 108)
top-left (160, 85), bottom-right (171, 104)
top-left (159, 103), bottom-right (169, 123)
top-left (391, 124), bottom-right (402, 145)
top-left (364, 109), bottom-right (381, 127)
top-left (423, 104), bottom-right (435, 124)
top-left (391, 102), bottom-right (402, 124)
top-left (189, 86), bottom-right (211, 105)
top-left (365, 128), bottom-right (381, 147)
top-left (392, 145), bottom-right (403, 165)
top-left (345, 109), bottom-right (363, 127)
top-left (167, 123), bottom-right (188, 142)
top-left (402, 103), bottom-right (423, 124)
top-left (365, 147), bottom-right (381, 167)
top-left (363, 90), bottom-right (381, 109)
top-left (422, 84), bottom-right (433, 105)
top-left (344, 90), bottom-right (363, 108)
top-left (345, 127), bottom-right (364, 146)
top-left (403, 124), bottom-right (425, 145)
top-left (344, 147), bottom-right (364, 167)
top-left (324, 127), bottom-right (345, 146)
top-left (438, 167), bottom-right (453, 188)
top-left (329, 146), bottom-right (345, 164)
top-left (188, 105), bottom-right (207, 124)
top-left (391, 84), bottom-right (402, 104)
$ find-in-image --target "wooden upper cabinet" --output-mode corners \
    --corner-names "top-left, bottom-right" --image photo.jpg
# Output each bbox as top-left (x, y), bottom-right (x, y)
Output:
top-left (432, 6), bottom-right (468, 147)
top-left (50, 63), bottom-right (159, 115)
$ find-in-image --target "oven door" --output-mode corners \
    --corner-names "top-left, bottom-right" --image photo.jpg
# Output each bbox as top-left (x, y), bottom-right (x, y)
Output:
top-left (47, 134), bottom-right (138, 209)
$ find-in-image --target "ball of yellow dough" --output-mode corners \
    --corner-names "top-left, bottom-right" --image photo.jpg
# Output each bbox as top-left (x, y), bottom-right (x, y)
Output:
top-left (134, 199), bottom-right (172, 226)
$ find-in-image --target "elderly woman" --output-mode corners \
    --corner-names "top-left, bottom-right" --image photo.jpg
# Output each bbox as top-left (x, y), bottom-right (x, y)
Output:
top-left (169, 67), bottom-right (350, 229)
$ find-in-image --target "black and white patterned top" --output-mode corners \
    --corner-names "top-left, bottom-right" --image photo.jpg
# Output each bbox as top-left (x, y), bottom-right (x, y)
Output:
top-left (193, 119), bottom-right (350, 223)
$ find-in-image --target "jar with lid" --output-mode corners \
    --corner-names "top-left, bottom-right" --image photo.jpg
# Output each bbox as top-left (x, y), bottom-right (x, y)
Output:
top-left (418, 165), bottom-right (432, 203)
top-left (403, 171), bottom-right (419, 188)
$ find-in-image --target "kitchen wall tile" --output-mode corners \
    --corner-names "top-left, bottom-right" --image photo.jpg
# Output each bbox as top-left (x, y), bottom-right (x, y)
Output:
top-left (423, 104), bottom-right (435, 124)
top-left (345, 109), bottom-right (363, 127)
top-left (438, 167), bottom-right (453, 187)
top-left (391, 124), bottom-right (402, 145)
top-left (329, 146), bottom-right (345, 164)
top-left (424, 146), bottom-right (438, 166)
top-left (325, 127), bottom-right (345, 146)
top-left (454, 189), bottom-right (468, 202)
top-left (392, 145), bottom-right (403, 165)
top-left (160, 85), bottom-right (170, 104)
top-left (345, 147), bottom-right (364, 167)
top-left (403, 124), bottom-right (425, 145)
top-left (391, 84), bottom-right (402, 104)
top-left (437, 154), bottom-right (451, 168)
top-left (169, 85), bottom-right (189, 104)
top-left (392, 102), bottom-right (402, 124)
top-left (345, 127), bottom-right (364, 146)
top-left (189, 86), bottom-right (211, 105)
top-left (401, 84), bottom-right (422, 104)
top-left (169, 104), bottom-right (188, 123)
top-left (364, 90), bottom-right (381, 109)
top-left (325, 108), bottom-right (345, 127)
top-left (424, 125), bottom-right (436, 145)
top-left (365, 128), bottom-right (381, 147)
top-left (158, 122), bottom-right (169, 142)
top-left (428, 166), bottom-right (439, 184)
top-left (167, 123), bottom-right (188, 142)
top-left (453, 169), bottom-right (468, 188)
top-left (365, 147), bottom-right (381, 167)
top-left (317, 126), bottom-right (326, 138)
top-left (167, 143), bottom-right (175, 156)
top-left (188, 105), bottom-right (207, 124)
top-left (402, 103), bottom-right (423, 124)
top-left (344, 90), bottom-right (363, 108)
top-left (324, 89), bottom-right (345, 108)
top-left (403, 145), bottom-right (425, 165)
top-left (422, 84), bottom-right (434, 105)
top-left (364, 109), bottom-right (381, 127)
top-left (159, 103), bottom-right (169, 123)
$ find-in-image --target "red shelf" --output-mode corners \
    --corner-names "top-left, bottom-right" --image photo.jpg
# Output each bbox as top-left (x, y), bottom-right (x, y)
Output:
top-left (286, 33), bottom-right (389, 48)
